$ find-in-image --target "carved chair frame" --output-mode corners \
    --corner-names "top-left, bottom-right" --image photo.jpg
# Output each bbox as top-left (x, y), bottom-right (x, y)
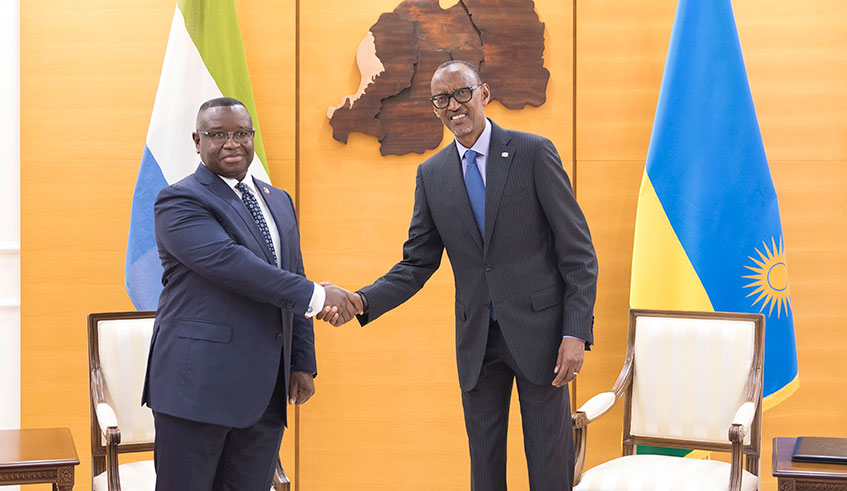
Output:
top-left (571, 309), bottom-right (765, 491)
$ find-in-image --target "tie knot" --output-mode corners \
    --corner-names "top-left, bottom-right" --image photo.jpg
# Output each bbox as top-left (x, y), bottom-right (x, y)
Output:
top-left (464, 149), bottom-right (479, 164)
top-left (235, 181), bottom-right (250, 194)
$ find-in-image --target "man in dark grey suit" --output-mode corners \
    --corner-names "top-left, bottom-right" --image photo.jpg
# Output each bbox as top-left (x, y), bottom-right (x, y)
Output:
top-left (352, 61), bottom-right (597, 490)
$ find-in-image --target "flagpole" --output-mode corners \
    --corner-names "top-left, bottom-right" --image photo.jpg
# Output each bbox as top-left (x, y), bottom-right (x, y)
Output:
top-left (570, 0), bottom-right (579, 410)
top-left (294, 0), bottom-right (302, 487)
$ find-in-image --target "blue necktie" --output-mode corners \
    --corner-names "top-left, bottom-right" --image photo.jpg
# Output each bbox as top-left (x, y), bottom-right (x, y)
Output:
top-left (235, 181), bottom-right (278, 265)
top-left (463, 149), bottom-right (496, 320)
top-left (463, 149), bottom-right (485, 236)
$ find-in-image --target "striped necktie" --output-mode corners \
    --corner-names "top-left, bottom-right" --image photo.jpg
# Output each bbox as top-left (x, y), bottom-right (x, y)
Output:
top-left (235, 181), bottom-right (278, 265)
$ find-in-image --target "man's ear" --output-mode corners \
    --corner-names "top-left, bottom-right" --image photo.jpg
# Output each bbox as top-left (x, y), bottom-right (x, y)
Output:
top-left (480, 83), bottom-right (491, 106)
top-left (192, 132), bottom-right (201, 153)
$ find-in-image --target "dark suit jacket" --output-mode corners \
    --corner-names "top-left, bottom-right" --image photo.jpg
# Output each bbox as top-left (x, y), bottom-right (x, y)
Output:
top-left (142, 163), bottom-right (316, 428)
top-left (359, 120), bottom-right (597, 391)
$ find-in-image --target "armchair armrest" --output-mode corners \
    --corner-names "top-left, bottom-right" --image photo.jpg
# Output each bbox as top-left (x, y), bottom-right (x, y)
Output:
top-left (96, 402), bottom-right (119, 435)
top-left (730, 401), bottom-right (755, 440)
top-left (727, 401), bottom-right (757, 491)
top-left (572, 360), bottom-right (632, 486)
top-left (577, 391), bottom-right (617, 423)
top-left (96, 402), bottom-right (122, 491)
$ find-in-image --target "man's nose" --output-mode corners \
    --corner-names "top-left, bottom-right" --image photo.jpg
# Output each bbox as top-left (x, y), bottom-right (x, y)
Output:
top-left (223, 133), bottom-right (239, 147)
top-left (447, 97), bottom-right (463, 111)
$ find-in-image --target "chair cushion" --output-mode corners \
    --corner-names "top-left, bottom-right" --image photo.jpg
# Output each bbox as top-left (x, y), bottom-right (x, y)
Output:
top-left (93, 459), bottom-right (280, 490)
top-left (574, 455), bottom-right (758, 491)
top-left (93, 460), bottom-right (156, 491)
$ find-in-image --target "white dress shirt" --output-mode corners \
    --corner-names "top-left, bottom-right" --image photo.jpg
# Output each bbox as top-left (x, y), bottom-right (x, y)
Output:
top-left (455, 118), bottom-right (492, 186)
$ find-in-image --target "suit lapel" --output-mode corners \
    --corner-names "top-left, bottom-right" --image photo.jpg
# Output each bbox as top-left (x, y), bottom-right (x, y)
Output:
top-left (252, 176), bottom-right (291, 271)
top-left (196, 164), bottom-right (275, 265)
top-left (483, 122), bottom-right (513, 250)
top-left (445, 145), bottom-right (484, 250)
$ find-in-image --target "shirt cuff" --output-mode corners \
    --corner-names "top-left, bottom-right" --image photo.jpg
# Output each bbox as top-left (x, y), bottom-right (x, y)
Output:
top-left (305, 282), bottom-right (326, 318)
top-left (563, 335), bottom-right (584, 341)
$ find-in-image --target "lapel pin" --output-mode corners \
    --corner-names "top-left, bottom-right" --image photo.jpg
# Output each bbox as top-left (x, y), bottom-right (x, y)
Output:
top-left (263, 187), bottom-right (270, 195)
top-left (501, 152), bottom-right (509, 158)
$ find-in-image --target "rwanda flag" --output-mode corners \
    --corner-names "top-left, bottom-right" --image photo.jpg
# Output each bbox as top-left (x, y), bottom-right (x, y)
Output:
top-left (630, 0), bottom-right (799, 423)
top-left (126, 0), bottom-right (270, 310)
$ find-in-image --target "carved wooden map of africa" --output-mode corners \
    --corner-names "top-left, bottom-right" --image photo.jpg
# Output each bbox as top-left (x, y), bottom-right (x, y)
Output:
top-left (327, 0), bottom-right (550, 156)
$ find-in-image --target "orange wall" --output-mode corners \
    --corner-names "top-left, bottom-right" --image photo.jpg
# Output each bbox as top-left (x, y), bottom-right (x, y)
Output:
top-left (19, 1), bottom-right (847, 490)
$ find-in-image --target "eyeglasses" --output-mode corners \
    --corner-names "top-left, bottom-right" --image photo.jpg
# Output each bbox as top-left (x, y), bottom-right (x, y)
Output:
top-left (196, 129), bottom-right (255, 144)
top-left (429, 84), bottom-right (483, 109)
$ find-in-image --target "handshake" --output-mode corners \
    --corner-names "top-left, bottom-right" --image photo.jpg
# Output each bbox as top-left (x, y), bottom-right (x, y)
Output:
top-left (315, 282), bottom-right (364, 326)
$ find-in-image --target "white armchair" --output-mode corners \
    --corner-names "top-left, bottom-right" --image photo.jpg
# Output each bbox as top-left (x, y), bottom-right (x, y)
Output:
top-left (572, 309), bottom-right (765, 491)
top-left (87, 311), bottom-right (290, 491)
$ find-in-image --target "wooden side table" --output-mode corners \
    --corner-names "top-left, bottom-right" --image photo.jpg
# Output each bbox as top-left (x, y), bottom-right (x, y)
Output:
top-left (773, 437), bottom-right (847, 490)
top-left (0, 428), bottom-right (80, 490)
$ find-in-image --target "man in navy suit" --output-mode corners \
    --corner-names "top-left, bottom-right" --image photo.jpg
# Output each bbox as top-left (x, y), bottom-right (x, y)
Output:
top-left (349, 61), bottom-right (598, 490)
top-left (142, 97), bottom-right (361, 490)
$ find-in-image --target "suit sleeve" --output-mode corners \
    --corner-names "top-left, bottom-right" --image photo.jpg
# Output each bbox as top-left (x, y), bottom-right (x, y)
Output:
top-left (533, 138), bottom-right (598, 345)
top-left (154, 184), bottom-right (314, 315)
top-left (285, 192), bottom-right (317, 374)
top-left (357, 165), bottom-right (445, 325)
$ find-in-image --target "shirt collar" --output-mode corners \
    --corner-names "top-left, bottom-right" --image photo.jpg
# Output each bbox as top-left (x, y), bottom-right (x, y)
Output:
top-left (454, 118), bottom-right (492, 159)
top-left (203, 163), bottom-right (256, 194)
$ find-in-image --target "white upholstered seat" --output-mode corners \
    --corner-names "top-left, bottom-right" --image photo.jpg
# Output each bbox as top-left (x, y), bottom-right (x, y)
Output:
top-left (571, 309), bottom-right (765, 491)
top-left (93, 461), bottom-right (156, 491)
top-left (574, 455), bottom-right (758, 491)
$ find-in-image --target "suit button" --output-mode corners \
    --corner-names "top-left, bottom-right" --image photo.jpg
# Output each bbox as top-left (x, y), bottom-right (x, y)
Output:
top-left (484, 264), bottom-right (492, 272)
top-left (276, 333), bottom-right (283, 340)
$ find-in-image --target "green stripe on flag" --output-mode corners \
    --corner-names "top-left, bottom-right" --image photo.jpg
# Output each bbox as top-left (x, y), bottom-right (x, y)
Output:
top-left (637, 445), bottom-right (691, 457)
top-left (178, 0), bottom-right (269, 173)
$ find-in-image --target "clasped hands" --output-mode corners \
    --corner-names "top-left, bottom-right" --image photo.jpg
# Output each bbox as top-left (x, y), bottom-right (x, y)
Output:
top-left (315, 282), bottom-right (363, 326)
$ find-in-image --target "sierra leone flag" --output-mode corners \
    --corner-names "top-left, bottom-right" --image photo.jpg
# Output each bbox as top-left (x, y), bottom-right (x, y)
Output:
top-left (630, 0), bottom-right (799, 456)
top-left (125, 0), bottom-right (269, 310)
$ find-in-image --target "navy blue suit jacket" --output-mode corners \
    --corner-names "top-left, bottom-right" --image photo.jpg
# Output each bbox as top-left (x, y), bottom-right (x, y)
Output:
top-left (142, 163), bottom-right (316, 428)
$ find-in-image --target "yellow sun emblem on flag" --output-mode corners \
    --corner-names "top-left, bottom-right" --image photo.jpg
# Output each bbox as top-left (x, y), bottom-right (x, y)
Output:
top-left (743, 236), bottom-right (791, 318)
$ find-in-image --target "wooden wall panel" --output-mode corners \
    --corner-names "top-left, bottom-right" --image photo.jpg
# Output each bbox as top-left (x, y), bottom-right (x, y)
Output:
top-left (297, 1), bottom-right (572, 489)
top-left (575, 0), bottom-right (675, 162)
top-left (573, 160), bottom-right (643, 469)
top-left (734, 0), bottom-right (847, 162)
top-left (21, 2), bottom-right (172, 488)
top-left (761, 161), bottom-right (847, 475)
top-left (20, 0), bottom-right (297, 487)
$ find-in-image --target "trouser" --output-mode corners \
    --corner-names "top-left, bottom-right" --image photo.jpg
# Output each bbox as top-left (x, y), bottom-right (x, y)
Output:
top-left (462, 320), bottom-right (575, 491)
top-left (153, 362), bottom-right (287, 491)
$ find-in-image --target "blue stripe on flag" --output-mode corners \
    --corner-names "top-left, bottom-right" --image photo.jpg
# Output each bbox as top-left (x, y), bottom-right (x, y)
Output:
top-left (125, 146), bottom-right (168, 310)
top-left (644, 0), bottom-right (797, 400)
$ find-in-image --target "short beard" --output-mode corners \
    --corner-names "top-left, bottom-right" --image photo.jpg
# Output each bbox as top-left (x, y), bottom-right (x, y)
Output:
top-left (449, 124), bottom-right (474, 138)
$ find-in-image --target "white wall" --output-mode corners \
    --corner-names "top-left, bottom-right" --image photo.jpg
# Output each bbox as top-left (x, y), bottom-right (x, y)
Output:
top-left (0, 0), bottom-right (21, 433)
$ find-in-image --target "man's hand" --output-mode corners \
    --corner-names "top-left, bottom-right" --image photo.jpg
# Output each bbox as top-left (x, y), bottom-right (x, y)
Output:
top-left (552, 337), bottom-right (585, 387)
top-left (315, 282), bottom-right (363, 326)
top-left (288, 371), bottom-right (315, 405)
